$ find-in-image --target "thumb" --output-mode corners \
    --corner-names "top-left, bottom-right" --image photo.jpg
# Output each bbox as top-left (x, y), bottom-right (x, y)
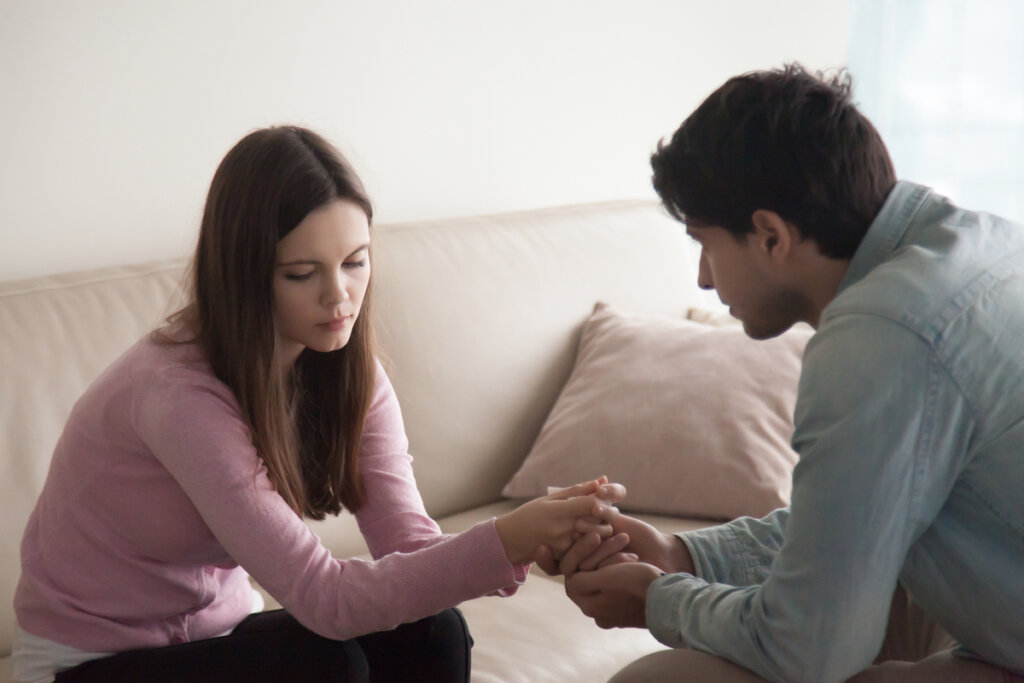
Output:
top-left (566, 567), bottom-right (604, 595)
top-left (546, 480), bottom-right (600, 500)
top-left (534, 544), bottom-right (559, 576)
top-left (557, 493), bottom-right (612, 520)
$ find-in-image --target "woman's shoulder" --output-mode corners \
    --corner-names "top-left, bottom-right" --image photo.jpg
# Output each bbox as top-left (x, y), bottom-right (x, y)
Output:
top-left (128, 333), bottom-right (249, 443)
top-left (124, 327), bottom-right (233, 404)
top-left (133, 326), bottom-right (209, 376)
top-left (369, 358), bottom-right (399, 406)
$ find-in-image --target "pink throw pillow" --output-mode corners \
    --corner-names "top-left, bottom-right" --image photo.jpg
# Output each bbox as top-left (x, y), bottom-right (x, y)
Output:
top-left (502, 302), bottom-right (811, 520)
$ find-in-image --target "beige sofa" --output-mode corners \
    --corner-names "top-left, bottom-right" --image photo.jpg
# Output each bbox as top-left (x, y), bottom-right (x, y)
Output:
top-left (0, 200), bottom-right (727, 682)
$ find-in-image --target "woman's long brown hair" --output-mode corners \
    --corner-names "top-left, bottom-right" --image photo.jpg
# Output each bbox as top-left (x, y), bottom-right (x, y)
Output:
top-left (164, 126), bottom-right (376, 518)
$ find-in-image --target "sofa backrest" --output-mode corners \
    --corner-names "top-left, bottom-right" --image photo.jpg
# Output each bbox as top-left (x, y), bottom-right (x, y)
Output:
top-left (369, 201), bottom-right (711, 515)
top-left (0, 260), bottom-right (189, 657)
top-left (0, 200), bottom-right (712, 656)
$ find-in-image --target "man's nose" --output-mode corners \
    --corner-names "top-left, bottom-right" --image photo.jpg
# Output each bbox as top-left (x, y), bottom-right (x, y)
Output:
top-left (697, 252), bottom-right (714, 290)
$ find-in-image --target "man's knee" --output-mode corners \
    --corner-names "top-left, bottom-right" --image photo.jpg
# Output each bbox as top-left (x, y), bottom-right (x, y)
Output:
top-left (609, 648), bottom-right (768, 683)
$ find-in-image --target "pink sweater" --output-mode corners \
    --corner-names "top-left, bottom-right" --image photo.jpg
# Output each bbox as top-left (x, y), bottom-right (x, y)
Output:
top-left (15, 335), bottom-right (525, 653)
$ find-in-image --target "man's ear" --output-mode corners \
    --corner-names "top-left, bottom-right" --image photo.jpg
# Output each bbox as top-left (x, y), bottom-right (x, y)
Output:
top-left (750, 209), bottom-right (797, 263)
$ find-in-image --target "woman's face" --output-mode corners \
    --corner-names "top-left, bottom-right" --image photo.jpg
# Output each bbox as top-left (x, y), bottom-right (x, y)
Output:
top-left (272, 199), bottom-right (371, 368)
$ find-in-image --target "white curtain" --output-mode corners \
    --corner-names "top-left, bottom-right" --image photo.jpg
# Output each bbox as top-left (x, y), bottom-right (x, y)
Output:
top-left (846, 0), bottom-right (1024, 223)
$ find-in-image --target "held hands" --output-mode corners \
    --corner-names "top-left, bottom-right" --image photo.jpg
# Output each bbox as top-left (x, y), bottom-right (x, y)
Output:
top-left (533, 509), bottom-right (697, 631)
top-left (494, 478), bottom-right (626, 565)
top-left (535, 512), bottom-right (694, 577)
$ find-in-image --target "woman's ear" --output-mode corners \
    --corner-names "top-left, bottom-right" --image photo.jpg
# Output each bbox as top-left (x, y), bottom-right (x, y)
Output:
top-left (750, 209), bottom-right (797, 263)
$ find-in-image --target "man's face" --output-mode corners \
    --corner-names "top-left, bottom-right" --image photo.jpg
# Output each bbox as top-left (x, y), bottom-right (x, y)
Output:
top-left (686, 224), bottom-right (810, 340)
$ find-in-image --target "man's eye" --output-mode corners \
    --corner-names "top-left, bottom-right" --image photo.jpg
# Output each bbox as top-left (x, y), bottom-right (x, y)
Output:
top-left (284, 272), bottom-right (314, 281)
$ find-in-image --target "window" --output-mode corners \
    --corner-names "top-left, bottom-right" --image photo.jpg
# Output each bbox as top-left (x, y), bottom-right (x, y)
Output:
top-left (847, 0), bottom-right (1024, 222)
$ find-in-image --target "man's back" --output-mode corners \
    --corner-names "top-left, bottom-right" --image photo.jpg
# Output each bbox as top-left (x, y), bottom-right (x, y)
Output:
top-left (812, 180), bottom-right (1024, 668)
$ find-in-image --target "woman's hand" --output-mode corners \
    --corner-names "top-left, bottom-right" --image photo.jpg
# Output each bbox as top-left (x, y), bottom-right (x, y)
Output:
top-left (535, 512), bottom-right (695, 576)
top-left (495, 478), bottom-right (626, 565)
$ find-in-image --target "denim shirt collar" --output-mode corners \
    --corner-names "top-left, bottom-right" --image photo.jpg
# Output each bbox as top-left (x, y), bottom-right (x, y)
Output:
top-left (835, 181), bottom-right (932, 297)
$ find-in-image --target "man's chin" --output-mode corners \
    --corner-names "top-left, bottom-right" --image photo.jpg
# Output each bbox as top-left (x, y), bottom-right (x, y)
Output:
top-left (741, 319), bottom-right (793, 341)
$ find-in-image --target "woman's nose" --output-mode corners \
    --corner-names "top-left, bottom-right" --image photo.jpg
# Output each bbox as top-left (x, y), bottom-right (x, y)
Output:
top-left (322, 274), bottom-right (351, 305)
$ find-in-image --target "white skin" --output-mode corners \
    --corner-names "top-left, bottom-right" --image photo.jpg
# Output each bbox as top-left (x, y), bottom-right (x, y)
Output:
top-left (272, 199), bottom-right (624, 565)
top-left (273, 199), bottom-right (372, 369)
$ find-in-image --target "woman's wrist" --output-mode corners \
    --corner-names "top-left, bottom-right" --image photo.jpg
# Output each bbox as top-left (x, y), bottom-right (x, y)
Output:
top-left (494, 512), bottom-right (525, 564)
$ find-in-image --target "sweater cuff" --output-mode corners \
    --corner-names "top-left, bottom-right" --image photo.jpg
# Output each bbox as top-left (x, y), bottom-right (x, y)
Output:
top-left (482, 518), bottom-right (528, 597)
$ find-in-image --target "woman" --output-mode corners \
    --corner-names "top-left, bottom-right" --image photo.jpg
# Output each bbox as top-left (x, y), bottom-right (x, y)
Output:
top-left (12, 126), bottom-right (622, 682)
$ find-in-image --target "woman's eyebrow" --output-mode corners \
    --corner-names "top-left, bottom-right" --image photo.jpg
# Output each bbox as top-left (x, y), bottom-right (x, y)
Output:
top-left (276, 243), bottom-right (370, 267)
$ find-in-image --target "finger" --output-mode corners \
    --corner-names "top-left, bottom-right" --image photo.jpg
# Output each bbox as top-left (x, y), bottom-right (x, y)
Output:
top-left (565, 564), bottom-right (612, 595)
top-left (596, 482), bottom-right (627, 503)
top-left (597, 552), bottom-right (639, 569)
top-left (556, 493), bottom-right (616, 520)
top-left (573, 516), bottom-right (602, 528)
top-left (574, 517), bottom-right (614, 539)
top-left (534, 544), bottom-right (559, 576)
top-left (578, 533), bottom-right (631, 572)
top-left (545, 480), bottom-right (600, 501)
top-left (559, 532), bottom-right (602, 576)
top-left (590, 501), bottom-right (620, 524)
top-left (564, 571), bottom-right (598, 598)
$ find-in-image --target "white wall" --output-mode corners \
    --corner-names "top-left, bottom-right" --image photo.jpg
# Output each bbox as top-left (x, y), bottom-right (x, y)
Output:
top-left (0, 0), bottom-right (849, 280)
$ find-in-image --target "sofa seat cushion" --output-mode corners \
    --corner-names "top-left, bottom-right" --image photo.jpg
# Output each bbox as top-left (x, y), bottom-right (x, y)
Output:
top-left (440, 501), bottom-right (722, 681)
top-left (252, 501), bottom-right (722, 683)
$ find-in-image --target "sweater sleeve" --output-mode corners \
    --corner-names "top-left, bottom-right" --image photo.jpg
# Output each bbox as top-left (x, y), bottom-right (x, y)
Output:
top-left (352, 364), bottom-right (454, 557)
top-left (354, 363), bottom-right (528, 590)
top-left (134, 362), bottom-right (523, 641)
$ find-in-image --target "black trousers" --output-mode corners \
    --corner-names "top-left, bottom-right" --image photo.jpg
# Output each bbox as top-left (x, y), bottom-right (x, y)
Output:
top-left (54, 608), bottom-right (473, 682)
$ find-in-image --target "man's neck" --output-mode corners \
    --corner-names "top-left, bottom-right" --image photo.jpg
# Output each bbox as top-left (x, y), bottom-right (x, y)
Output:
top-left (804, 256), bottom-right (851, 328)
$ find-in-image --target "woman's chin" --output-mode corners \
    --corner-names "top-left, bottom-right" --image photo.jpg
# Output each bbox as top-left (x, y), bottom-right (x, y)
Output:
top-left (311, 336), bottom-right (352, 354)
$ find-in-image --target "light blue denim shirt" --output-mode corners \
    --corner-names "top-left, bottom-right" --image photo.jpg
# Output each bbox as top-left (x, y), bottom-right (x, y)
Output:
top-left (646, 181), bottom-right (1024, 682)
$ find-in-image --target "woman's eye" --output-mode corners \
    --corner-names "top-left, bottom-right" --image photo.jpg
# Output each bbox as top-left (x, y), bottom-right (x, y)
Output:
top-left (284, 272), bottom-right (314, 281)
top-left (344, 259), bottom-right (367, 269)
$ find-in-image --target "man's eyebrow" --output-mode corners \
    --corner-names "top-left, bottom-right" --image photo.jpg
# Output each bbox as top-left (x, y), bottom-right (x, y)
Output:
top-left (276, 243), bottom-right (370, 267)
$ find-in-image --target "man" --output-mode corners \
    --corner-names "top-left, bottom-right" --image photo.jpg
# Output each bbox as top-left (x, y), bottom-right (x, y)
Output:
top-left (537, 65), bottom-right (1024, 682)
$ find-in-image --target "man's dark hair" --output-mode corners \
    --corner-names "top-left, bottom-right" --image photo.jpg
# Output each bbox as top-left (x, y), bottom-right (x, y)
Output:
top-left (651, 63), bottom-right (896, 259)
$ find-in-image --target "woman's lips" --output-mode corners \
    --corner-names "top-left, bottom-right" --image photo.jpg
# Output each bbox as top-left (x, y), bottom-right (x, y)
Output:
top-left (318, 316), bottom-right (352, 332)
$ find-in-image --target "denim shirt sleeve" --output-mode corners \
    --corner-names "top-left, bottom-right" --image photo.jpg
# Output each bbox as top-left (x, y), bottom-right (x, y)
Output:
top-left (645, 314), bottom-right (974, 683)
top-left (677, 508), bottom-right (790, 586)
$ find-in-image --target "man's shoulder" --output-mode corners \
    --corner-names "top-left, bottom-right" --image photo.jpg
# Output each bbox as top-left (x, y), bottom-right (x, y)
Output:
top-left (824, 203), bottom-right (1024, 348)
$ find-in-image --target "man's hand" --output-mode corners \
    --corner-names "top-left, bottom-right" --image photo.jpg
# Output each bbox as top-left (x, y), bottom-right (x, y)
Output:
top-left (535, 512), bottom-right (694, 576)
top-left (564, 562), bottom-right (664, 629)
